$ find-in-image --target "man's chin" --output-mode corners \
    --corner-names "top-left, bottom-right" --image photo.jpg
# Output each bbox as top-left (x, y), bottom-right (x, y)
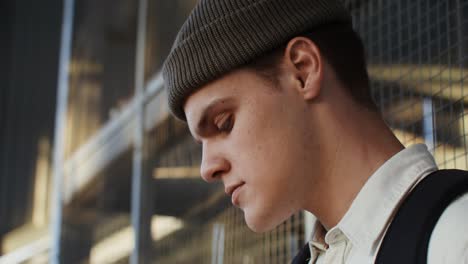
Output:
top-left (245, 220), bottom-right (276, 233)
top-left (244, 210), bottom-right (283, 233)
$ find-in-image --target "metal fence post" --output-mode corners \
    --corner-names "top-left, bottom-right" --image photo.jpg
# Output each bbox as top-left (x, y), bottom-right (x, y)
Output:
top-left (131, 0), bottom-right (151, 262)
top-left (50, 0), bottom-right (75, 263)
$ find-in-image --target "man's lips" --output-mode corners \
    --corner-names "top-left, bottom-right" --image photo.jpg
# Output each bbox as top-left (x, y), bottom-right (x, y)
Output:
top-left (225, 182), bottom-right (246, 206)
top-left (225, 182), bottom-right (245, 196)
top-left (231, 183), bottom-right (244, 206)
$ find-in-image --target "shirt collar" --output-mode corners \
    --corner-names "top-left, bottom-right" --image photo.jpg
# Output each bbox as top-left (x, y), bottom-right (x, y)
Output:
top-left (308, 219), bottom-right (328, 261)
top-left (308, 143), bottom-right (438, 255)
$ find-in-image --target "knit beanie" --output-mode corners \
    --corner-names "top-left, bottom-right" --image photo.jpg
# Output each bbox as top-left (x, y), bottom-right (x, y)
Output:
top-left (162, 0), bottom-right (351, 120)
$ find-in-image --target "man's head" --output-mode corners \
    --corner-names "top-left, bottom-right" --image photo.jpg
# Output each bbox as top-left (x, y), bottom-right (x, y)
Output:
top-left (163, 0), bottom-right (378, 232)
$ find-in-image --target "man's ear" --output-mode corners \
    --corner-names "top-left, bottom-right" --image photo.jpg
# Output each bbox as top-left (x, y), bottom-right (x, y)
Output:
top-left (284, 36), bottom-right (323, 100)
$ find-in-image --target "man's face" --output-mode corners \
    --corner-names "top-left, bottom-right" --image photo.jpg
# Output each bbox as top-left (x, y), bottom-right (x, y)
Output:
top-left (184, 67), bottom-right (322, 232)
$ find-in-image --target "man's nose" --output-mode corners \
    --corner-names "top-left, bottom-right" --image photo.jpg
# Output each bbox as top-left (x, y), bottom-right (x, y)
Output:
top-left (200, 145), bottom-right (230, 182)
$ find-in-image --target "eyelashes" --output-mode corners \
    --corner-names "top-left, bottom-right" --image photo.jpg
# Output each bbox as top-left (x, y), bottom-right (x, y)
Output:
top-left (215, 113), bottom-right (234, 132)
top-left (221, 115), bottom-right (234, 132)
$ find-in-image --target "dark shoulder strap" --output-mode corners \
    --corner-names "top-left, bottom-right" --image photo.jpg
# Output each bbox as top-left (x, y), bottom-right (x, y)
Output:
top-left (292, 242), bottom-right (311, 264)
top-left (375, 169), bottom-right (468, 264)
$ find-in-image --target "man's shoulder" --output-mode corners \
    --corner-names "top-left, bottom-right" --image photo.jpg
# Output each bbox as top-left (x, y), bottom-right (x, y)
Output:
top-left (428, 192), bottom-right (468, 264)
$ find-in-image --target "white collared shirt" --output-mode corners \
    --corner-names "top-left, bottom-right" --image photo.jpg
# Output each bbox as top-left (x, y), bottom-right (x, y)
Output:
top-left (308, 144), bottom-right (468, 264)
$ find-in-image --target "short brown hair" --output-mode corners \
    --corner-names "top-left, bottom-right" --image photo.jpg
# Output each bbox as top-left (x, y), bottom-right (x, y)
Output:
top-left (248, 23), bottom-right (378, 111)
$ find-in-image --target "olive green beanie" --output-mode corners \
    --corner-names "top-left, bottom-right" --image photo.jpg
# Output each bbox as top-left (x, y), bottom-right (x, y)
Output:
top-left (162, 0), bottom-right (351, 120)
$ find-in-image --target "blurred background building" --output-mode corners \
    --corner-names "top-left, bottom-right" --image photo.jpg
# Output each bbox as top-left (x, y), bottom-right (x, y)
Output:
top-left (1, 0), bottom-right (467, 263)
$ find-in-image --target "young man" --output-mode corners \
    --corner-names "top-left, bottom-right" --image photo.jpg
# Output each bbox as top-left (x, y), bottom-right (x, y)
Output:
top-left (162, 0), bottom-right (468, 263)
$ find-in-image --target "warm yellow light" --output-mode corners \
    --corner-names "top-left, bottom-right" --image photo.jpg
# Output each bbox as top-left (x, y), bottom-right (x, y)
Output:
top-left (368, 64), bottom-right (468, 104)
top-left (89, 215), bottom-right (184, 263)
top-left (392, 129), bottom-right (467, 170)
top-left (151, 215), bottom-right (184, 241)
top-left (32, 137), bottom-right (51, 227)
top-left (90, 226), bottom-right (134, 264)
top-left (153, 166), bottom-right (200, 179)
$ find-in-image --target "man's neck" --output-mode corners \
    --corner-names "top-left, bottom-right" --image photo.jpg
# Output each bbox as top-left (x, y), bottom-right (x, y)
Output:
top-left (305, 106), bottom-right (405, 230)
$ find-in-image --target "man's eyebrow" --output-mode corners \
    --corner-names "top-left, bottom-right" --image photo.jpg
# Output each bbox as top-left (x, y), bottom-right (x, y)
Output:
top-left (194, 97), bottom-right (233, 137)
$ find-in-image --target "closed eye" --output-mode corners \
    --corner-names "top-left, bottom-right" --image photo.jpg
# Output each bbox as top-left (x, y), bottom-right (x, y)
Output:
top-left (215, 113), bottom-right (234, 132)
